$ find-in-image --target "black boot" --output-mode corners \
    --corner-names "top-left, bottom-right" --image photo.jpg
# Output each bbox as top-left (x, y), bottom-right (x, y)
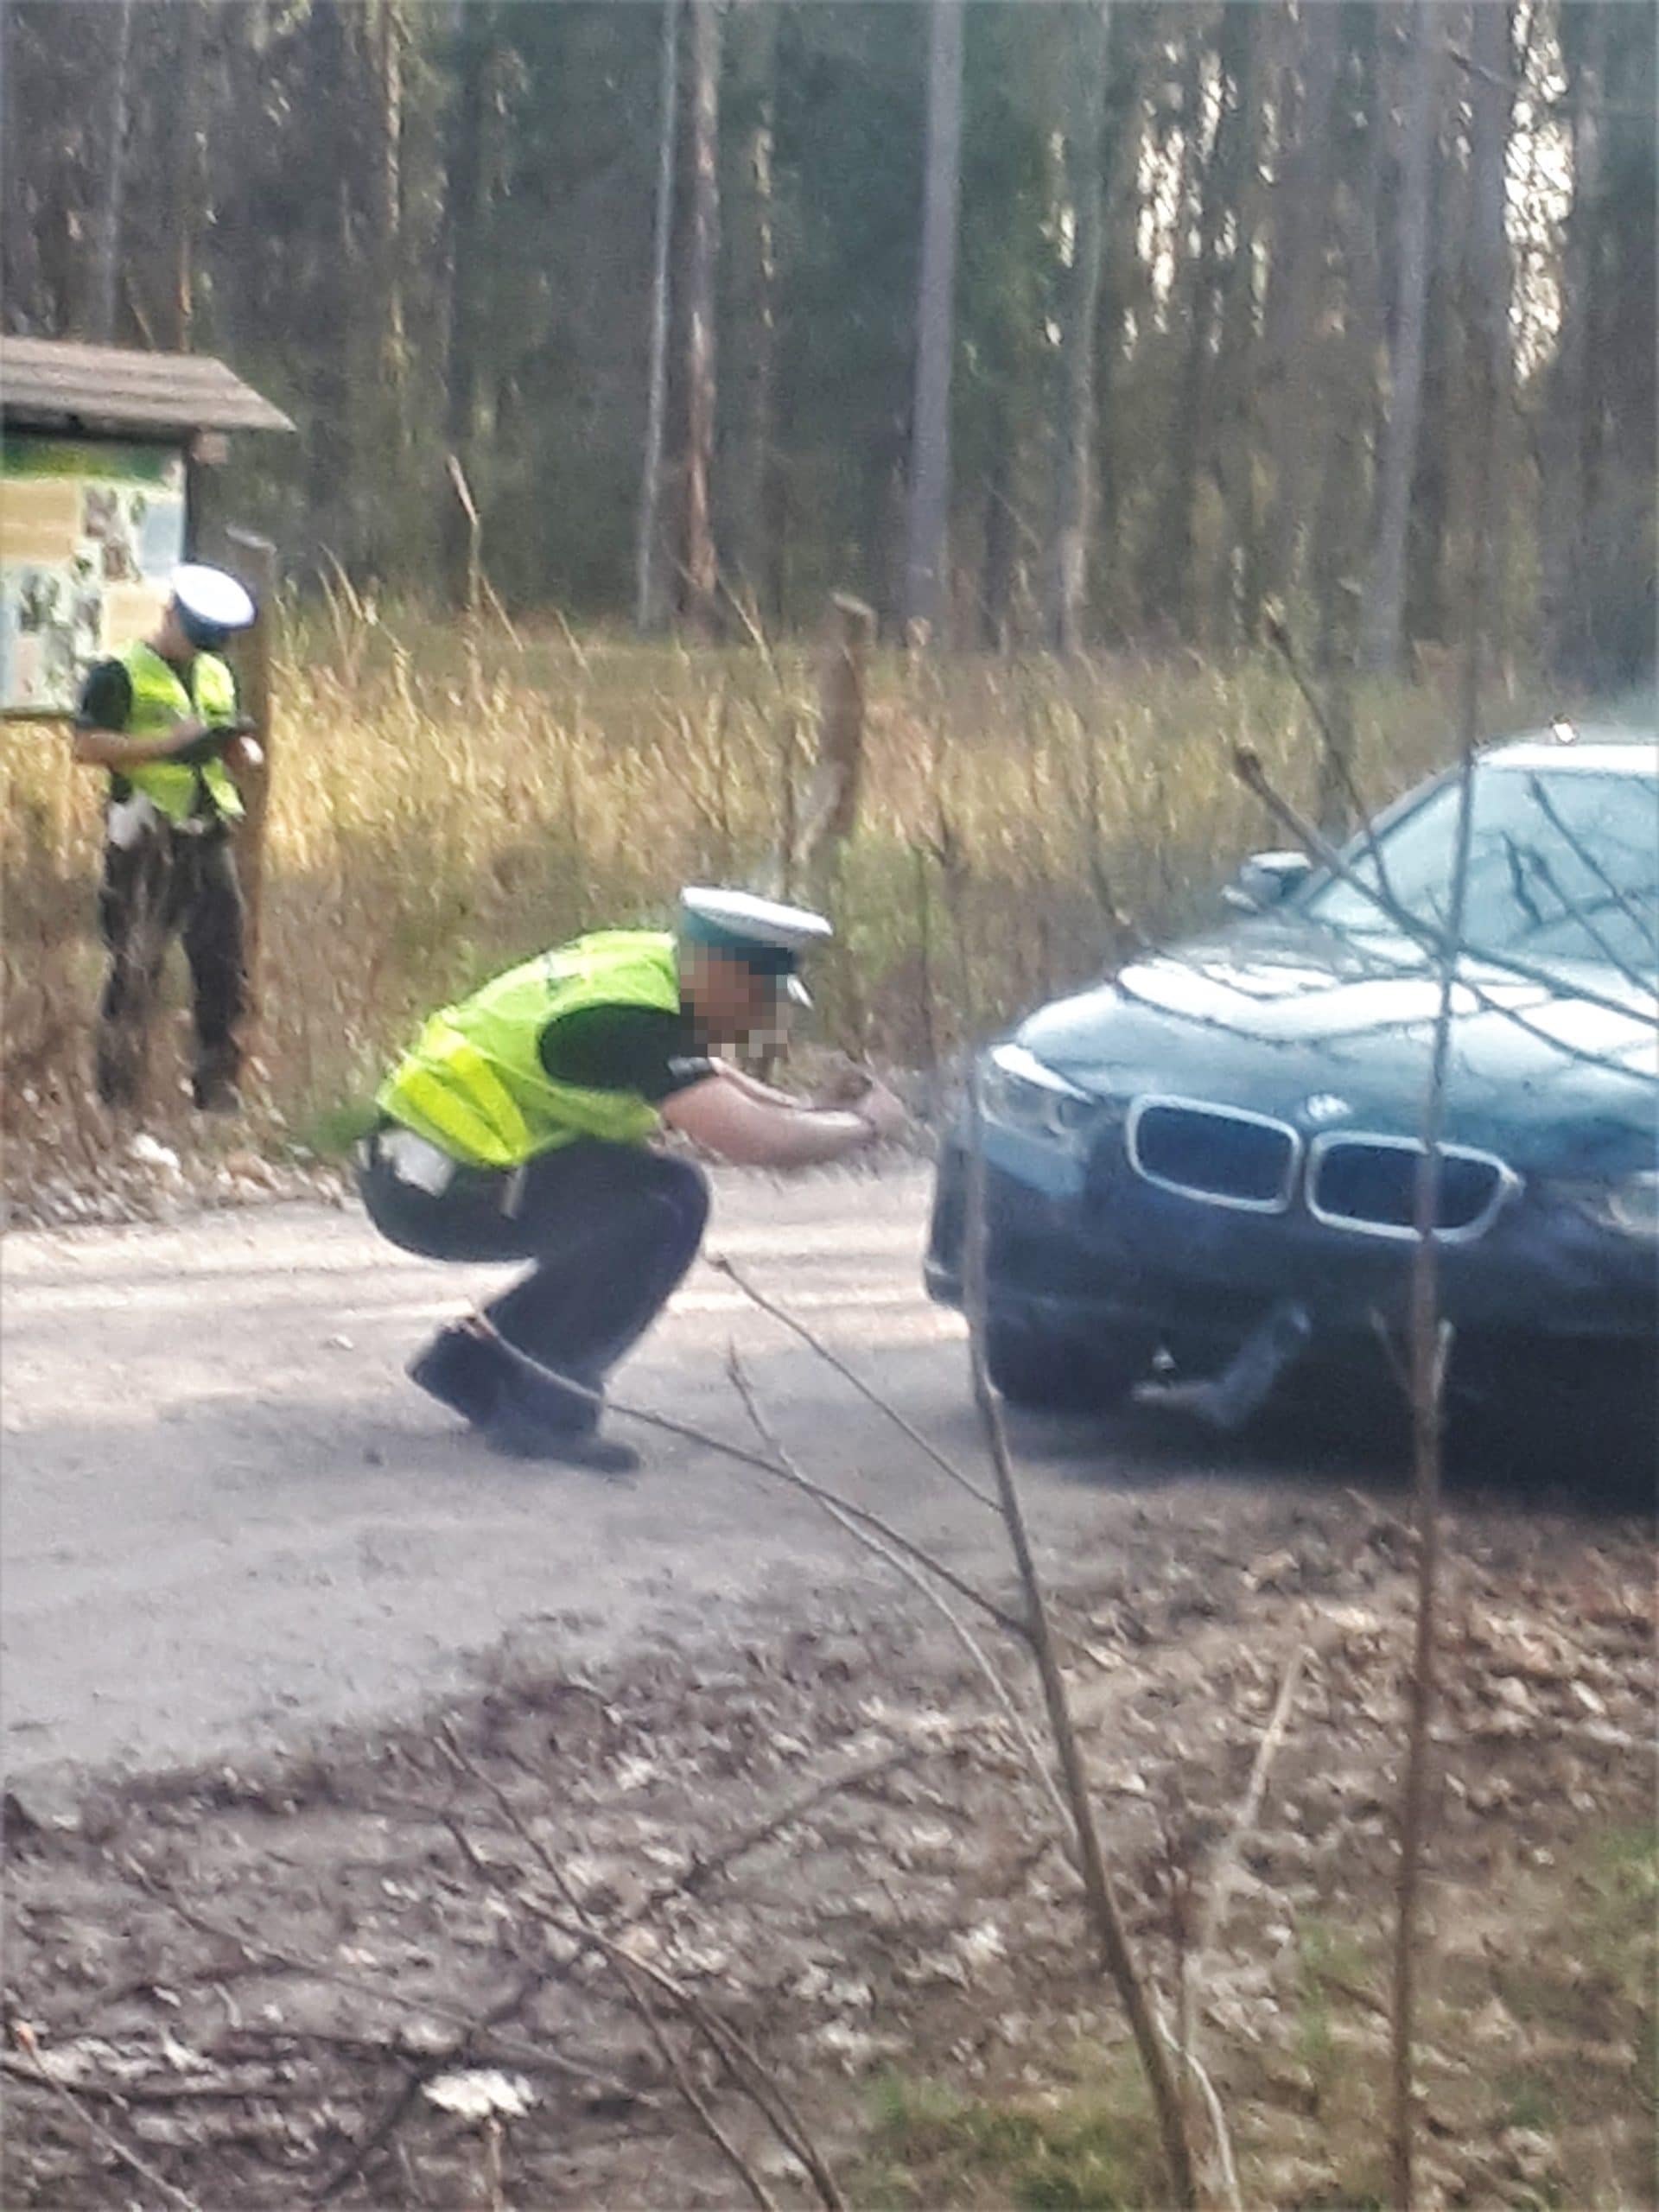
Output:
top-left (407, 1323), bottom-right (508, 1427)
top-left (481, 1408), bottom-right (639, 1475)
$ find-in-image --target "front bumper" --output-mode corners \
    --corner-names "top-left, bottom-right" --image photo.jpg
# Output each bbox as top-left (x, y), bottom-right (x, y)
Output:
top-left (925, 1123), bottom-right (1659, 1359)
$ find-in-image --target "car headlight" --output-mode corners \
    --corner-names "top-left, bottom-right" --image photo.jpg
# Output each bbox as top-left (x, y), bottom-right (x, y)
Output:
top-left (1558, 1170), bottom-right (1659, 1241)
top-left (977, 1042), bottom-right (1098, 1150)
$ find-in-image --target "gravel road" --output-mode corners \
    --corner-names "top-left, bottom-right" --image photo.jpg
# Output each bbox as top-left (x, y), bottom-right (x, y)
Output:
top-left (5, 1166), bottom-right (1377, 1793)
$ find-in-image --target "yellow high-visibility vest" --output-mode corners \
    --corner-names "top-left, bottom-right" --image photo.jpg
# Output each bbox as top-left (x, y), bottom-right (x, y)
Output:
top-left (116, 640), bottom-right (243, 823)
top-left (378, 931), bottom-right (683, 1168)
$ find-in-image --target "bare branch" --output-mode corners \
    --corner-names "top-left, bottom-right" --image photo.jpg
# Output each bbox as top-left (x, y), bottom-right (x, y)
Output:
top-left (1263, 608), bottom-right (1396, 899)
top-left (727, 1351), bottom-right (1070, 1834)
top-left (1525, 770), bottom-right (1659, 957)
top-left (1392, 296), bottom-right (1499, 2201)
top-left (961, 1074), bottom-right (1201, 2210)
top-left (470, 1318), bottom-right (1032, 1643)
top-left (712, 1254), bottom-right (997, 1510)
top-left (1230, 747), bottom-right (1659, 1035)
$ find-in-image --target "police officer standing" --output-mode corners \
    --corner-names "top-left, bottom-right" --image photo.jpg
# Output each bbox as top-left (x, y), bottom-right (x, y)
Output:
top-left (361, 889), bottom-right (908, 1471)
top-left (73, 565), bottom-right (260, 1113)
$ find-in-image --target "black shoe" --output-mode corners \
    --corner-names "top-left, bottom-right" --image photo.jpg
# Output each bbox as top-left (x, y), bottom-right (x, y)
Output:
top-left (408, 1325), bottom-right (507, 1427)
top-left (482, 1407), bottom-right (639, 1475)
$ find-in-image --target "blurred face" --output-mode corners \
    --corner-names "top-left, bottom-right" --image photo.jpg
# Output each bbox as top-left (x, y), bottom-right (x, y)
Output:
top-left (682, 947), bottom-right (785, 1050)
top-left (155, 601), bottom-right (196, 662)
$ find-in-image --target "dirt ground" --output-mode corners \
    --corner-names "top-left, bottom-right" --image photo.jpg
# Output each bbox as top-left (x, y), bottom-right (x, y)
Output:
top-left (3, 1172), bottom-right (1655, 2208)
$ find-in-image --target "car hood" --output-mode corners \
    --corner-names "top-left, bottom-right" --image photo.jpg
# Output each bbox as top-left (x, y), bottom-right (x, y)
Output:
top-left (1020, 918), bottom-right (1659, 1170)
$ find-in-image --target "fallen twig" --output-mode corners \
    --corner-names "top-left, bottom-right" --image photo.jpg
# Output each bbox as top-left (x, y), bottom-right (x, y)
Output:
top-left (436, 1726), bottom-right (837, 2210)
top-left (1197, 1643), bottom-right (1311, 1961)
top-left (5, 2031), bottom-right (201, 2212)
top-left (0, 2053), bottom-right (296, 2106)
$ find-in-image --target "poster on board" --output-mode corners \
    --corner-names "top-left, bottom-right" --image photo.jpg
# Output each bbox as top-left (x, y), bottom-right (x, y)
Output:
top-left (0, 436), bottom-right (188, 714)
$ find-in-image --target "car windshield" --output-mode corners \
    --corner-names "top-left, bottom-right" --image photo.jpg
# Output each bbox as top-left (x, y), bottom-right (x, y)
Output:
top-left (1306, 762), bottom-right (1659, 978)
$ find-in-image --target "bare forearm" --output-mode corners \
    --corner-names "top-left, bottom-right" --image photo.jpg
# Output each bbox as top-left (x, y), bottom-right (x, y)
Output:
top-left (739, 1105), bottom-right (874, 1168)
top-left (73, 722), bottom-right (204, 772)
top-left (715, 1059), bottom-right (804, 1109)
top-left (663, 1080), bottom-right (876, 1167)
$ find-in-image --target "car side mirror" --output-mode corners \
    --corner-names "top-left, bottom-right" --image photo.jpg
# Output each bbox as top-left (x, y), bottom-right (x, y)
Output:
top-left (1224, 850), bottom-right (1314, 912)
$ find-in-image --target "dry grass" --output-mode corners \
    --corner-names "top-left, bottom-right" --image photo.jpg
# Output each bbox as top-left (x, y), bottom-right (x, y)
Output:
top-left (2, 598), bottom-right (1520, 1182)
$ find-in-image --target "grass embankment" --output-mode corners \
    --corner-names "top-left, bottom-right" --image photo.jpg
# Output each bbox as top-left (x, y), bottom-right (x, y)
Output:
top-left (861, 1818), bottom-right (1656, 2209)
top-left (3, 603), bottom-right (1488, 1180)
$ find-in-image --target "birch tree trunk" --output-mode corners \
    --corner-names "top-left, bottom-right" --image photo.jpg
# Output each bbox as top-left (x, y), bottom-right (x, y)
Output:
top-left (1360, 1), bottom-right (1442, 675)
top-left (681, 0), bottom-right (723, 638)
top-left (903, 0), bottom-right (965, 644)
top-left (1044, 0), bottom-right (1111, 656)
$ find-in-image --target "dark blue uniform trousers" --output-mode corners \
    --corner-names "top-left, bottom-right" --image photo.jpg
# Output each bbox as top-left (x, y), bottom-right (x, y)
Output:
top-left (359, 1136), bottom-right (710, 1432)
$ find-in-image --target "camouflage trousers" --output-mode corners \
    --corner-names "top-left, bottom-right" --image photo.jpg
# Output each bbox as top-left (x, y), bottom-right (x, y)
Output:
top-left (95, 810), bottom-right (247, 1111)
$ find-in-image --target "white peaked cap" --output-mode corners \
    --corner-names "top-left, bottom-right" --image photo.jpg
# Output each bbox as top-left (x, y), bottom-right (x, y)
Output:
top-left (679, 887), bottom-right (833, 955)
top-left (171, 564), bottom-right (257, 631)
top-left (679, 887), bottom-right (833, 1007)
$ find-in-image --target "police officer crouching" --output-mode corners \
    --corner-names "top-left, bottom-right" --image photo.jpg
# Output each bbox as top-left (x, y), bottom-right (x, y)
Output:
top-left (361, 891), bottom-right (907, 1471)
top-left (73, 565), bottom-right (261, 1113)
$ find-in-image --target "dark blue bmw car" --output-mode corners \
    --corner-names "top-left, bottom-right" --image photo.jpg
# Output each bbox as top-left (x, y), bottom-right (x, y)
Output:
top-left (925, 730), bottom-right (1659, 1442)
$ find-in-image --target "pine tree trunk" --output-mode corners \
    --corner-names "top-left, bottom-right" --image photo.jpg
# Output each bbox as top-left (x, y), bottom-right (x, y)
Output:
top-left (1210, 0), bottom-right (1268, 642)
top-left (981, 398), bottom-right (1018, 652)
top-left (1261, 0), bottom-right (1343, 615)
top-left (904, 0), bottom-right (965, 643)
top-left (158, 0), bottom-right (206, 348)
top-left (1044, 0), bottom-right (1111, 656)
top-left (1313, 16), bottom-right (1387, 831)
top-left (1150, 8), bottom-right (1234, 640)
top-left (1464, 0), bottom-right (1514, 666)
top-left (302, 2), bottom-right (357, 569)
top-left (369, 0), bottom-right (405, 397)
top-left (443, 0), bottom-right (493, 607)
top-left (681, 0), bottom-right (722, 637)
top-left (1360, 0), bottom-right (1441, 674)
top-left (1092, 47), bottom-right (1149, 626)
top-left (1541, 6), bottom-right (1606, 680)
top-left (0, 7), bottom-right (46, 332)
top-left (725, 0), bottom-right (780, 622)
top-left (637, 0), bottom-right (682, 633)
top-left (92, 0), bottom-right (136, 340)
top-left (359, 0), bottom-right (406, 575)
